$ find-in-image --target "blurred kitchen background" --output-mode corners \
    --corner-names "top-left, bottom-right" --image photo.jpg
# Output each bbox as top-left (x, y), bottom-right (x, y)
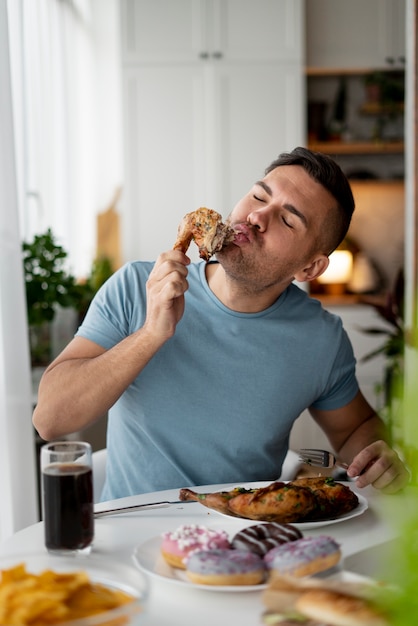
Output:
top-left (1, 0), bottom-right (417, 539)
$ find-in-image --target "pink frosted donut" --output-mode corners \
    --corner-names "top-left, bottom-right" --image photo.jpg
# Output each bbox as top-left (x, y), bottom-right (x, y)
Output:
top-left (264, 535), bottom-right (341, 578)
top-left (161, 524), bottom-right (230, 569)
top-left (186, 548), bottom-right (265, 586)
top-left (232, 522), bottom-right (303, 556)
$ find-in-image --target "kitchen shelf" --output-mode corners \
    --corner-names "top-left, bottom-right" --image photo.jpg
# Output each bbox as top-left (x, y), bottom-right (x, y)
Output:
top-left (359, 102), bottom-right (404, 116)
top-left (306, 67), bottom-right (404, 77)
top-left (308, 141), bottom-right (404, 155)
top-left (310, 292), bottom-right (387, 307)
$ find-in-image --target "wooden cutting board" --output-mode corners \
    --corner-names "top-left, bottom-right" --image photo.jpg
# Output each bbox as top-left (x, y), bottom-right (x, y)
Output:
top-left (97, 187), bottom-right (122, 270)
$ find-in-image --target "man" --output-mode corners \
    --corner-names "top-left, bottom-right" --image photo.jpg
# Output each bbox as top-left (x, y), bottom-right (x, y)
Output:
top-left (33, 147), bottom-right (409, 500)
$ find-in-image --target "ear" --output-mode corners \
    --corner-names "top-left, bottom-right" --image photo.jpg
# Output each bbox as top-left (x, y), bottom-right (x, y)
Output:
top-left (294, 255), bottom-right (329, 283)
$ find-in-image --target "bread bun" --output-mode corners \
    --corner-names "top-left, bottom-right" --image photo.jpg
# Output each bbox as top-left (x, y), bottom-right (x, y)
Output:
top-left (296, 589), bottom-right (389, 626)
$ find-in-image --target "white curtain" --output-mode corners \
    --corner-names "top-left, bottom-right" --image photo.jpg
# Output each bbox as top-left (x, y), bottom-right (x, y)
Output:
top-left (0, 0), bottom-right (123, 543)
top-left (0, 0), bottom-right (38, 543)
top-left (17, 0), bottom-right (99, 279)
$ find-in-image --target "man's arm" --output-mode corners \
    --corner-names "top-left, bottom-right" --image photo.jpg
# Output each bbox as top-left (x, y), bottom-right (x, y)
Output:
top-left (310, 390), bottom-right (409, 493)
top-left (33, 250), bottom-right (190, 440)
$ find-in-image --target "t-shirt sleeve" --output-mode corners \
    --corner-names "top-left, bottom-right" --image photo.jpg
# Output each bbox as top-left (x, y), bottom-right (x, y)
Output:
top-left (309, 327), bottom-right (359, 411)
top-left (76, 263), bottom-right (147, 349)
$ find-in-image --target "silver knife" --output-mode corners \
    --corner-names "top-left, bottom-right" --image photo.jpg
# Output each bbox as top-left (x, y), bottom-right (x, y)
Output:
top-left (94, 500), bottom-right (193, 518)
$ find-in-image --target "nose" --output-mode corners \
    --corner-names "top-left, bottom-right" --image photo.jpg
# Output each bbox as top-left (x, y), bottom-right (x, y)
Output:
top-left (247, 207), bottom-right (270, 232)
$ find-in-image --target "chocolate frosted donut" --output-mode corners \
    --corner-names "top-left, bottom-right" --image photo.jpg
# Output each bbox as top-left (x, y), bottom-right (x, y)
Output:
top-left (232, 523), bottom-right (303, 557)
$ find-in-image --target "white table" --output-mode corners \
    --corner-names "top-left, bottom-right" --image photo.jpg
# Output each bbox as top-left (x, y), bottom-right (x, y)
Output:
top-left (0, 482), bottom-right (401, 626)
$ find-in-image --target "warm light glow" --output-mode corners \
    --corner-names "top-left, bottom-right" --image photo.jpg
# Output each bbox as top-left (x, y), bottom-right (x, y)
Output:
top-left (317, 250), bottom-right (353, 285)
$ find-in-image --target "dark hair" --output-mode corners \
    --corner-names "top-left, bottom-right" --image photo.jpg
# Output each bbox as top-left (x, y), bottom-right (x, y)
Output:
top-left (265, 146), bottom-right (355, 254)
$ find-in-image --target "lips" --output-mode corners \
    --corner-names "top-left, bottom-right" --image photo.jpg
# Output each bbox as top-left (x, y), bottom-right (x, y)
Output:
top-left (232, 223), bottom-right (253, 245)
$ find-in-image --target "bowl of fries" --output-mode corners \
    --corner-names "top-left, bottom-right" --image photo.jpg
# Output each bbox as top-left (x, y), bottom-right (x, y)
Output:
top-left (0, 551), bottom-right (149, 625)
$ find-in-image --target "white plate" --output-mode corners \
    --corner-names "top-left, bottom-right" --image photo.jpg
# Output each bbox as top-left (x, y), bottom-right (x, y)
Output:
top-left (132, 537), bottom-right (267, 592)
top-left (196, 482), bottom-right (368, 530)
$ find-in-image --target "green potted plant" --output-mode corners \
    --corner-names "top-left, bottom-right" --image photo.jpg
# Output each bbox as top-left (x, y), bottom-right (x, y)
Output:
top-left (364, 70), bottom-right (404, 106)
top-left (360, 270), bottom-right (405, 445)
top-left (363, 70), bottom-right (404, 141)
top-left (23, 229), bottom-right (81, 365)
top-left (74, 256), bottom-right (114, 323)
top-left (23, 229), bottom-right (114, 366)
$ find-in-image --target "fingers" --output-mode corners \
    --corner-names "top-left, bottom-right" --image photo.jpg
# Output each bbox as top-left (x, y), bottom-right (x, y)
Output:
top-left (144, 250), bottom-right (191, 340)
top-left (151, 249), bottom-right (190, 278)
top-left (347, 440), bottom-right (410, 494)
top-left (148, 250), bottom-right (189, 291)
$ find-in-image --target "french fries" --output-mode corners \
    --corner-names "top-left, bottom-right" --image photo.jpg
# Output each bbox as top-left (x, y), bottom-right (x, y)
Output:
top-left (0, 563), bottom-right (137, 625)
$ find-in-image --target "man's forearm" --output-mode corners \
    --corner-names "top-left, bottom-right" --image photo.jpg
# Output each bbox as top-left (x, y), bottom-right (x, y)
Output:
top-left (32, 329), bottom-right (165, 440)
top-left (336, 412), bottom-right (388, 462)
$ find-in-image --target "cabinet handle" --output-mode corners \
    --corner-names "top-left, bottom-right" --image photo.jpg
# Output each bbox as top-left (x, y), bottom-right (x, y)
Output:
top-left (212, 51), bottom-right (223, 59)
top-left (199, 52), bottom-right (209, 59)
top-left (398, 56), bottom-right (406, 65)
top-left (385, 56), bottom-right (395, 65)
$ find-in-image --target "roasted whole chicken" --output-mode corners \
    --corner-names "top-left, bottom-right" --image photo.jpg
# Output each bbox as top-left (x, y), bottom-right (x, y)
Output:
top-left (179, 477), bottom-right (359, 523)
top-left (173, 207), bottom-right (235, 260)
top-left (291, 476), bottom-right (360, 519)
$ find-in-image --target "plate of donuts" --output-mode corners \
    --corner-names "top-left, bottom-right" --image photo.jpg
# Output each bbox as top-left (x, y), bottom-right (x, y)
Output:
top-left (132, 536), bottom-right (268, 592)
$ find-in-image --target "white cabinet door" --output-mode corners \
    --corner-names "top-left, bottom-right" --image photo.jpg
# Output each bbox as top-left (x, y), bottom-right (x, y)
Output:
top-left (211, 62), bottom-right (305, 212)
top-left (122, 65), bottom-right (208, 262)
top-left (306, 0), bottom-right (406, 69)
top-left (120, 0), bottom-right (207, 63)
top-left (121, 0), bottom-right (303, 63)
top-left (212, 0), bottom-right (303, 62)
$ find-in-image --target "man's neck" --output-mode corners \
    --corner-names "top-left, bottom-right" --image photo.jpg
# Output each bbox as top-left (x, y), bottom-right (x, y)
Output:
top-left (205, 262), bottom-right (288, 313)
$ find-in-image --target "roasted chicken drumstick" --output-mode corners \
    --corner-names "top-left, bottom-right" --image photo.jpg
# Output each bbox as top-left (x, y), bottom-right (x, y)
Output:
top-left (173, 207), bottom-right (235, 260)
top-left (179, 482), bottom-right (317, 523)
top-left (179, 486), bottom-right (253, 517)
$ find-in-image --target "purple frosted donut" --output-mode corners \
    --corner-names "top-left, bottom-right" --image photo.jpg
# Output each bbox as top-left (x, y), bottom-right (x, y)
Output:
top-left (231, 523), bottom-right (303, 557)
top-left (264, 535), bottom-right (341, 578)
top-left (185, 548), bottom-right (265, 586)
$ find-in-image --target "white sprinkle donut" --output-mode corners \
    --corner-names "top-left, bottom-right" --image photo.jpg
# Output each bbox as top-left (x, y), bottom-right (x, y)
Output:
top-left (161, 524), bottom-right (230, 569)
top-left (186, 548), bottom-right (265, 586)
top-left (264, 535), bottom-right (341, 578)
top-left (231, 522), bottom-right (303, 556)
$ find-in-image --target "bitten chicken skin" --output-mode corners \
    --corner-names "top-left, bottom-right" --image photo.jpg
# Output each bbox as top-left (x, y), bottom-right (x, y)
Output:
top-left (227, 483), bottom-right (318, 523)
top-left (291, 476), bottom-right (359, 520)
top-left (173, 207), bottom-right (235, 260)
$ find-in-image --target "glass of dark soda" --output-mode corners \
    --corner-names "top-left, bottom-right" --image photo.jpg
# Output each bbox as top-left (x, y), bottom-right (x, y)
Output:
top-left (41, 441), bottom-right (94, 554)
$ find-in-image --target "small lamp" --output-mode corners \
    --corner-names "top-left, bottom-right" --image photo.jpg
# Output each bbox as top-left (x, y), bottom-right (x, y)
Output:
top-left (317, 249), bottom-right (353, 295)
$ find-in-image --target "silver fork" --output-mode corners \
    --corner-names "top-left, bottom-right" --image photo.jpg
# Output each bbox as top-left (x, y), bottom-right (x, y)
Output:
top-left (298, 448), bottom-right (349, 470)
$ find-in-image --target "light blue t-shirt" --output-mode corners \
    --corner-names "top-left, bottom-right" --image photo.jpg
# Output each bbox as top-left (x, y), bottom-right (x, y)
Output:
top-left (76, 260), bottom-right (358, 501)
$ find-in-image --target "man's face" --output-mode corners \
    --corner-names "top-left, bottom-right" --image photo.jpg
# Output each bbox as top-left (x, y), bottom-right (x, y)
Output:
top-left (217, 165), bottom-right (336, 290)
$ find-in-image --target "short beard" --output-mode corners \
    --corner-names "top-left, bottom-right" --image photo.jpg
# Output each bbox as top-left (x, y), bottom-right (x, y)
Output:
top-left (216, 246), bottom-right (292, 295)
